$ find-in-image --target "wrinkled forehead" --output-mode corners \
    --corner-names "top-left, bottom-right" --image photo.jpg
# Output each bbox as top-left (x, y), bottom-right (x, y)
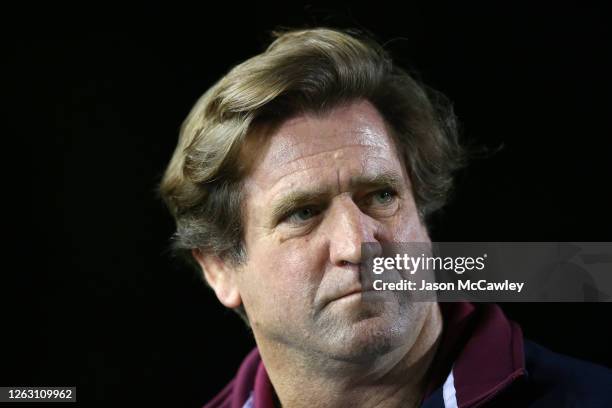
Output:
top-left (244, 100), bottom-right (405, 186)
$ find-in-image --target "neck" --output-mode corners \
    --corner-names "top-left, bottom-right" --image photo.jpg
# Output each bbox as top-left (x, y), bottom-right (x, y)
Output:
top-left (256, 303), bottom-right (443, 408)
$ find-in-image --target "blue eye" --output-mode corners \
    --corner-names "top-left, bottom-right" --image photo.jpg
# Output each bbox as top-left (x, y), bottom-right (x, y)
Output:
top-left (288, 207), bottom-right (317, 223)
top-left (373, 190), bottom-right (395, 204)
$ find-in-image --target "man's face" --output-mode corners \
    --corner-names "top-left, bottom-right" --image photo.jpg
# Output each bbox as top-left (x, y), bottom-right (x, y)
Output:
top-left (233, 100), bottom-right (431, 361)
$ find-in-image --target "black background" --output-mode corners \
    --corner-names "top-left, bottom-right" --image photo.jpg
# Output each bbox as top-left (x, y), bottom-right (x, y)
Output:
top-left (4, 2), bottom-right (612, 407)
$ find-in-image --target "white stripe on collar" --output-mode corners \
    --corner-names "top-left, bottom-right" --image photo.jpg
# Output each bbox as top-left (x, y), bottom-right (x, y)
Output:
top-left (443, 368), bottom-right (458, 408)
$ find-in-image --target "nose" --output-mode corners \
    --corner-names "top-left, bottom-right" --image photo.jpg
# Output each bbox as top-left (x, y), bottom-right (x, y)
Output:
top-left (325, 196), bottom-right (383, 267)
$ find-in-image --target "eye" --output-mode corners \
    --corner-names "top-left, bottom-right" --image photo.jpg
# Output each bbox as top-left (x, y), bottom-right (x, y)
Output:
top-left (286, 207), bottom-right (319, 224)
top-left (371, 189), bottom-right (396, 205)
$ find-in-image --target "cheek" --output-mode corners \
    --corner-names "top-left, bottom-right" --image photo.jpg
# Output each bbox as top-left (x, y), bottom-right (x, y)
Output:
top-left (391, 199), bottom-right (429, 242)
top-left (240, 239), bottom-right (327, 314)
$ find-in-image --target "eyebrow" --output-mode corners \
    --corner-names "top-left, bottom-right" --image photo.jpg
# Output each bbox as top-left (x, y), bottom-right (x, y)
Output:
top-left (269, 170), bottom-right (405, 223)
top-left (269, 187), bottom-right (330, 223)
top-left (349, 172), bottom-right (404, 191)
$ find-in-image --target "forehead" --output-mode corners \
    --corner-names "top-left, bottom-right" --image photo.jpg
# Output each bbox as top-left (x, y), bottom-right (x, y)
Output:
top-left (246, 100), bottom-right (404, 187)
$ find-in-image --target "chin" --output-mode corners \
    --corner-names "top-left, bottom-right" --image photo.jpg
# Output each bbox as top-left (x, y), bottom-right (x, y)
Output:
top-left (323, 311), bottom-right (411, 364)
top-left (313, 295), bottom-right (423, 363)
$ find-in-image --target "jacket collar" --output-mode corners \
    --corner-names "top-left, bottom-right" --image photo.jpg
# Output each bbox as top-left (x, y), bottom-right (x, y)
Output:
top-left (423, 303), bottom-right (527, 407)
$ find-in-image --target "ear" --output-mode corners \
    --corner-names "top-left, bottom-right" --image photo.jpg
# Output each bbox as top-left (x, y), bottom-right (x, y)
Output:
top-left (192, 249), bottom-right (242, 309)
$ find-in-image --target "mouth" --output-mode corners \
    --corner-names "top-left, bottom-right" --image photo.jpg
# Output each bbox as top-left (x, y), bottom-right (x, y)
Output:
top-left (329, 287), bottom-right (371, 303)
top-left (315, 286), bottom-right (378, 316)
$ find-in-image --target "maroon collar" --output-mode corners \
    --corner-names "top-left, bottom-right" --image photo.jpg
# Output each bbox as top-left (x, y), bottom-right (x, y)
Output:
top-left (210, 303), bottom-right (526, 408)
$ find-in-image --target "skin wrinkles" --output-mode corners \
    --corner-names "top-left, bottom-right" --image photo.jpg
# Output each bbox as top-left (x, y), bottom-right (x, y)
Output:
top-left (254, 144), bottom-right (394, 202)
top-left (201, 99), bottom-right (441, 408)
top-left (264, 111), bottom-right (391, 166)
